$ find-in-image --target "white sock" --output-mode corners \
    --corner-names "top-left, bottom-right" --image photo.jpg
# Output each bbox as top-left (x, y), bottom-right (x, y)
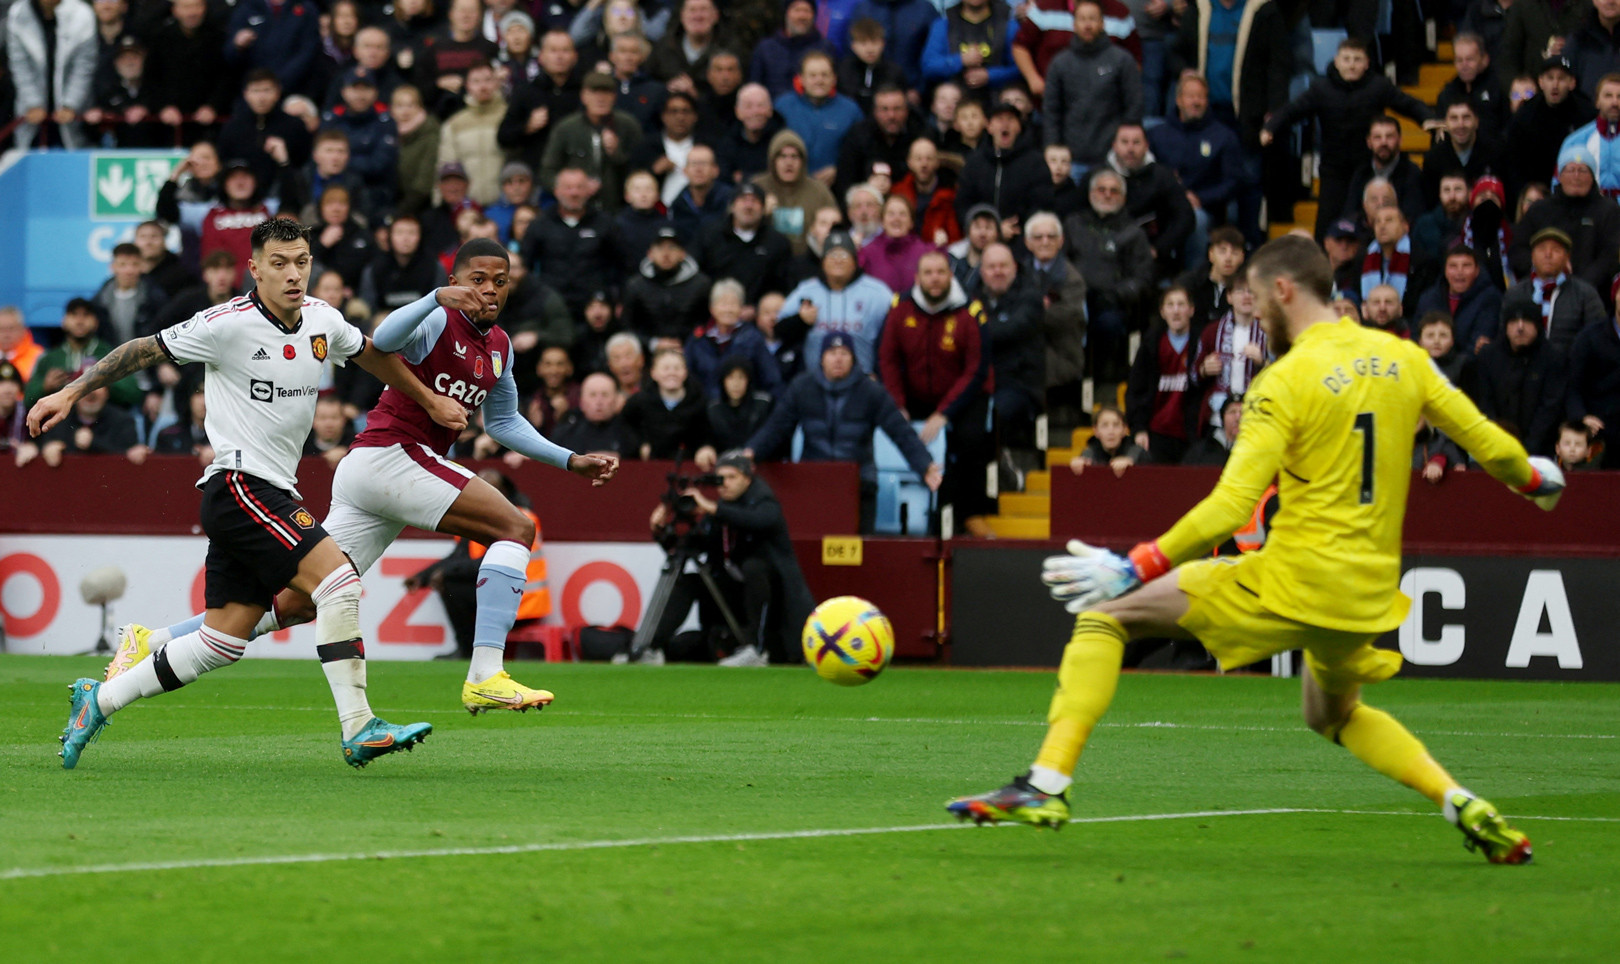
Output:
top-left (97, 627), bottom-right (246, 715)
top-left (321, 657), bottom-right (373, 741)
top-left (147, 626), bottom-right (173, 648)
top-left (1027, 765), bottom-right (1073, 796)
top-left (1441, 787), bottom-right (1474, 823)
top-left (253, 608), bottom-right (282, 637)
top-left (96, 658), bottom-right (166, 715)
top-left (467, 646), bottom-right (504, 683)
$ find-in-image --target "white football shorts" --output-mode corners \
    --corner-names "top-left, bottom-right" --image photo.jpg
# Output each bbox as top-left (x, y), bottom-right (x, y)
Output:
top-left (324, 443), bottom-right (474, 575)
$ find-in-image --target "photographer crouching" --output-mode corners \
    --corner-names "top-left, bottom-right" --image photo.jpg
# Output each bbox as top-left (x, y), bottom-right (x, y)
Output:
top-left (640, 451), bottom-right (814, 667)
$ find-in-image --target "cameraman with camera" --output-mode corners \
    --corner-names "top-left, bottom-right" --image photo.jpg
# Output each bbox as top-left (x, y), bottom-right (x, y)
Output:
top-left (642, 451), bottom-right (814, 667)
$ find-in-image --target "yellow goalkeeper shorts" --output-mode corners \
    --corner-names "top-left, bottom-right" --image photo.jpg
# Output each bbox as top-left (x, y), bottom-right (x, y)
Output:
top-left (1175, 555), bottom-right (1403, 694)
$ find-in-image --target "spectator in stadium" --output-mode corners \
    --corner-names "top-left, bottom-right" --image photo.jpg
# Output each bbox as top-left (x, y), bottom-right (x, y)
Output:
top-left (1175, 225), bottom-right (1245, 335)
top-left (859, 195), bottom-right (938, 293)
top-left (920, 0), bottom-right (1020, 98)
top-left (1360, 283), bottom-right (1411, 339)
top-left (773, 50), bottom-right (862, 186)
top-left (1067, 403), bottom-right (1144, 476)
top-left (520, 166), bottom-right (623, 315)
top-left (1016, 213), bottom-right (1086, 424)
top-left (145, 0), bottom-right (229, 146)
top-left (1505, 55), bottom-right (1591, 191)
top-left (1510, 145), bottom-right (1620, 295)
top-left (1182, 395), bottom-right (1243, 466)
top-left (834, 85), bottom-right (924, 200)
top-left (1566, 0), bottom-right (1620, 96)
top-left (1500, 0), bottom-right (1591, 86)
top-left (309, 187), bottom-right (375, 290)
top-left (750, 0), bottom-right (833, 99)
top-left (1149, 74), bottom-right (1244, 263)
top-left (1041, 144), bottom-right (1086, 219)
top-left (1412, 172), bottom-right (1471, 257)
top-left (1415, 244), bottom-right (1503, 356)
top-left (223, 0), bottom-right (321, 95)
top-left (753, 292), bottom-right (802, 380)
top-left (540, 71), bottom-right (642, 211)
top-left (616, 171), bottom-right (677, 275)
top-left (3, 361), bottom-right (34, 462)
top-left (707, 357), bottom-right (775, 454)
top-left (1322, 218), bottom-right (1365, 300)
top-left (216, 70), bottom-right (313, 196)
top-left (693, 183), bottom-right (793, 306)
top-left (524, 344), bottom-right (578, 437)
top-left (497, 29), bottom-right (582, 171)
top-left (880, 250), bottom-right (994, 536)
top-left (569, 0), bottom-right (652, 68)
top-left (305, 0), bottom-right (360, 105)
top-left (436, 61), bottom-right (507, 206)
top-left (1343, 117), bottom-right (1430, 228)
top-left (1417, 311), bottom-right (1481, 401)
top-left (604, 34), bottom-right (666, 129)
top-left (686, 280), bottom-right (782, 399)
top-left (844, 182), bottom-right (886, 249)
top-left (1043, 1), bottom-right (1142, 172)
top-left (332, 26), bottom-right (402, 109)
top-left (621, 226), bottom-right (713, 344)
top-left (131, 221), bottom-right (193, 300)
top-left (748, 332), bottom-right (939, 532)
top-left (23, 298), bottom-right (139, 411)
top-left (713, 82), bottom-right (784, 185)
top-left (948, 204), bottom-right (1002, 289)
top-left (483, 162), bottom-right (537, 242)
top-left (359, 215), bottom-right (448, 315)
top-left (626, 93), bottom-right (700, 207)
top-left (570, 290), bottom-right (622, 372)
top-left (7, 0), bottom-right (102, 150)
top-left (1359, 204), bottom-right (1435, 318)
top-left (1126, 285), bottom-right (1200, 464)
top-left (0, 307), bottom-right (44, 384)
top-left (753, 130), bottom-right (838, 253)
top-left (413, 0), bottom-right (500, 118)
top-left (956, 102), bottom-right (1051, 232)
top-left (1092, 121), bottom-right (1193, 278)
top-left (1461, 0), bottom-right (1510, 64)
top-left (1013, 0), bottom-right (1141, 100)
top-left (198, 161), bottom-right (272, 286)
top-left (1064, 167), bottom-right (1152, 384)
top-left (38, 385), bottom-right (148, 467)
top-left (621, 347), bottom-right (716, 463)
top-left (1476, 295), bottom-right (1569, 454)
top-left (847, 0), bottom-right (936, 90)
top-left (889, 138), bottom-right (960, 247)
top-left (1510, 225), bottom-right (1608, 353)
top-left (1262, 38), bottom-right (1436, 239)
top-left (420, 162), bottom-right (481, 256)
top-left (647, 0), bottom-right (727, 92)
top-left (82, 36), bottom-right (159, 148)
top-left (670, 145), bottom-right (734, 244)
top-left (781, 228), bottom-right (894, 374)
top-left (1191, 273), bottom-right (1265, 429)
top-left (1422, 101), bottom-right (1505, 208)
top-left (607, 330), bottom-right (648, 399)
top-left (91, 243), bottom-right (164, 347)
top-left (302, 394), bottom-right (356, 468)
top-left (554, 370), bottom-right (640, 456)
top-left (1556, 420), bottom-right (1599, 470)
top-left (1438, 32), bottom-right (1508, 141)
top-left (1565, 296), bottom-right (1620, 465)
top-left (281, 129), bottom-right (366, 224)
top-left (948, 96), bottom-right (987, 158)
top-left (973, 242), bottom-right (1046, 470)
top-left (1412, 411), bottom-right (1469, 481)
top-left (495, 10), bottom-right (539, 87)
top-left (389, 85), bottom-right (442, 218)
top-left (1559, 73), bottom-right (1620, 193)
top-left (835, 17), bottom-right (905, 115)
top-left (145, 250), bottom-right (237, 408)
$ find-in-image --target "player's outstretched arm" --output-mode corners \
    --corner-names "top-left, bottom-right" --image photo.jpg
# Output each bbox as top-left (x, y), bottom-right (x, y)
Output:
top-left (371, 288), bottom-right (484, 353)
top-left (352, 339), bottom-right (468, 431)
top-left (26, 336), bottom-right (165, 436)
top-left (481, 371), bottom-right (618, 485)
top-left (1416, 346), bottom-right (1563, 510)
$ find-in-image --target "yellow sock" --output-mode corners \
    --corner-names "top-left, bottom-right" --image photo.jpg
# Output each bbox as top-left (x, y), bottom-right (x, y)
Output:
top-left (1032, 611), bottom-right (1128, 779)
top-left (1332, 703), bottom-right (1458, 805)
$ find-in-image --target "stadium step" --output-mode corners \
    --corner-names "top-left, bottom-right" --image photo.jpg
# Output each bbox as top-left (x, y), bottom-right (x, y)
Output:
top-left (999, 492), bottom-right (1050, 517)
top-left (982, 515), bottom-right (1050, 539)
top-left (1025, 470), bottom-right (1050, 494)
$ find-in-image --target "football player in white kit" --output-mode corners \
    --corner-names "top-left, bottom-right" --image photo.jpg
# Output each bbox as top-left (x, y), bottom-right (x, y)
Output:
top-left (108, 238), bottom-right (619, 718)
top-left (31, 219), bottom-right (470, 769)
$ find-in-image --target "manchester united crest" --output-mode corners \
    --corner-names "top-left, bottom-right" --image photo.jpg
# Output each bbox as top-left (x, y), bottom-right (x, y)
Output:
top-left (310, 334), bottom-right (329, 362)
top-left (291, 509), bottom-right (316, 529)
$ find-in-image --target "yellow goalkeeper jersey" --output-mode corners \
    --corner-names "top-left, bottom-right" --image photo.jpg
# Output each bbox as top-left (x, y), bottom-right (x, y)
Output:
top-left (1156, 317), bottom-right (1534, 633)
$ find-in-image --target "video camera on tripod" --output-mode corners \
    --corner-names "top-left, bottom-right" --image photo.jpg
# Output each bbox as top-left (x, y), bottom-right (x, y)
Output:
top-left (654, 455), bottom-right (722, 547)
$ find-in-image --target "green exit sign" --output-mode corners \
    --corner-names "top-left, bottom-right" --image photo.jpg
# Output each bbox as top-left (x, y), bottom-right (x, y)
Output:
top-left (90, 154), bottom-right (180, 220)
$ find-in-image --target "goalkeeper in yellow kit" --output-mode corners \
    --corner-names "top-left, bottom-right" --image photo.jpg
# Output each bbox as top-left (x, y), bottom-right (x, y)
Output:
top-left (947, 237), bottom-right (1563, 864)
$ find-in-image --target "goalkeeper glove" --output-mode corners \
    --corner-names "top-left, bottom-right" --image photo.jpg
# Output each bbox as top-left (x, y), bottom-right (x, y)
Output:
top-left (1041, 540), bottom-right (1170, 613)
top-left (1516, 456), bottom-right (1565, 511)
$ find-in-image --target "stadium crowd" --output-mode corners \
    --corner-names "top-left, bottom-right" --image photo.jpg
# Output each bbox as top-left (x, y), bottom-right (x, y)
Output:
top-left (2, 0), bottom-right (1618, 536)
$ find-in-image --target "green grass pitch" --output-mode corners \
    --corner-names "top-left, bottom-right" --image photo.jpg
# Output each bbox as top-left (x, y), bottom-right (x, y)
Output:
top-left (1, 656), bottom-right (1615, 963)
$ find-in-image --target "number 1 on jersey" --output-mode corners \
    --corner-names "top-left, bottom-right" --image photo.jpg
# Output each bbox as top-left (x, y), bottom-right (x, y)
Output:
top-left (1353, 412), bottom-right (1375, 505)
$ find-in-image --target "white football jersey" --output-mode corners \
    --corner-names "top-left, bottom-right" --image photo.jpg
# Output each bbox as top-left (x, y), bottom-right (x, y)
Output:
top-left (158, 293), bottom-right (365, 497)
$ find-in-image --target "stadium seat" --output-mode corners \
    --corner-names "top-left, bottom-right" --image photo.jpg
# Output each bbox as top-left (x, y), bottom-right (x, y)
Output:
top-left (505, 622), bottom-right (574, 662)
top-left (872, 422), bottom-right (945, 535)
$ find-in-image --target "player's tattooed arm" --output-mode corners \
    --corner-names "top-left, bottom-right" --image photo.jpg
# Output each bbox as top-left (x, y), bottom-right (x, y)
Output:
top-left (26, 336), bottom-right (165, 436)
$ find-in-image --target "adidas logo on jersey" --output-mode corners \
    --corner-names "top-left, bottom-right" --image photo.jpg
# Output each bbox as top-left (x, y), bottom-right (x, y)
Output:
top-left (252, 348), bottom-right (270, 360)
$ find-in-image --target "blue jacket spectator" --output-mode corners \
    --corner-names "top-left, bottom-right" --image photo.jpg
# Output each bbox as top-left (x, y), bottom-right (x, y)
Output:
top-left (920, 0), bottom-right (1020, 90)
top-left (686, 283), bottom-right (784, 399)
top-left (782, 231), bottom-right (896, 374)
top-left (1415, 260), bottom-right (1504, 356)
top-left (321, 96), bottom-right (400, 209)
top-left (773, 60), bottom-right (865, 175)
top-left (224, 0), bottom-right (322, 95)
top-left (751, 1), bottom-right (837, 100)
top-left (1147, 77), bottom-right (1244, 214)
top-left (849, 0), bottom-right (940, 88)
top-left (671, 178), bottom-right (735, 245)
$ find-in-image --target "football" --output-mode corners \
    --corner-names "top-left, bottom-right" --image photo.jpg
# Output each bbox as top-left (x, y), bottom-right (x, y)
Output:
top-left (802, 596), bottom-right (894, 686)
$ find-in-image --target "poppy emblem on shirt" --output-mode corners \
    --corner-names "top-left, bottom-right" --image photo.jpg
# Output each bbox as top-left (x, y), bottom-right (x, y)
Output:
top-left (310, 334), bottom-right (329, 362)
top-left (474, 356), bottom-right (485, 379)
top-left (283, 344), bottom-right (296, 360)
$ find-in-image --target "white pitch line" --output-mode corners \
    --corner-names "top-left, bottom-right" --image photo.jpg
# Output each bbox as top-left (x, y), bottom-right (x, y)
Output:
top-left (5, 808), bottom-right (1617, 881)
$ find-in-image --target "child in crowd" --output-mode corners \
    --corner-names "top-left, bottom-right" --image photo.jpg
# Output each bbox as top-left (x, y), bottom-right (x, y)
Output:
top-left (1044, 143), bottom-right (1082, 218)
top-left (616, 171), bottom-right (674, 274)
top-left (1556, 421), bottom-right (1598, 472)
top-left (1125, 286), bottom-right (1200, 465)
top-left (1192, 274), bottom-right (1266, 430)
top-left (836, 18), bottom-right (905, 116)
top-left (621, 348), bottom-right (716, 465)
top-left (1069, 405), bottom-right (1145, 477)
top-left (707, 357), bottom-right (775, 453)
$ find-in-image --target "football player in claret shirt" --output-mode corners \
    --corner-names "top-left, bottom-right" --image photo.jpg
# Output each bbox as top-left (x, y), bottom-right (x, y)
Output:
top-left (111, 239), bottom-right (619, 722)
top-left (32, 218), bottom-right (469, 770)
top-left (948, 236), bottom-right (1566, 865)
